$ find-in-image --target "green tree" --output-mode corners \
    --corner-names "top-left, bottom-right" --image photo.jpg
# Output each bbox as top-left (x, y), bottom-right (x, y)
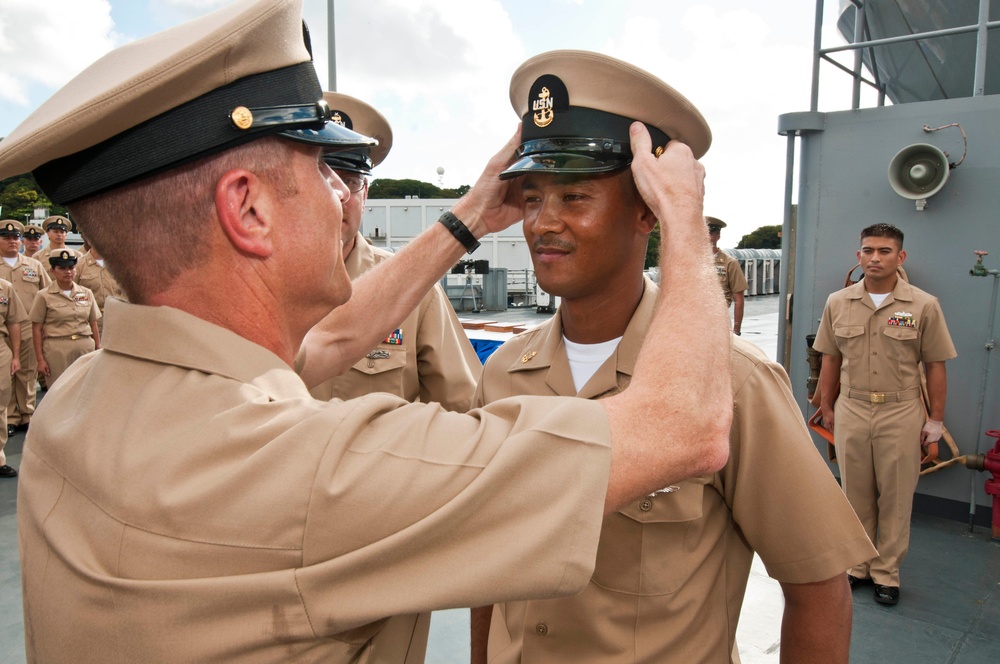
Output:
top-left (737, 225), bottom-right (781, 249)
top-left (0, 174), bottom-right (68, 221)
top-left (644, 222), bottom-right (660, 269)
top-left (368, 178), bottom-right (470, 199)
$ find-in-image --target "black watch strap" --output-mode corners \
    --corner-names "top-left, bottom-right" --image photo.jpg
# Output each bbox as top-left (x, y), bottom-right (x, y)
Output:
top-left (437, 211), bottom-right (480, 254)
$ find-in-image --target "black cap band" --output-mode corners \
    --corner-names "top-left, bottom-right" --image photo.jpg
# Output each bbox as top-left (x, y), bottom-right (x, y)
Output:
top-left (35, 62), bottom-right (373, 204)
top-left (500, 106), bottom-right (670, 180)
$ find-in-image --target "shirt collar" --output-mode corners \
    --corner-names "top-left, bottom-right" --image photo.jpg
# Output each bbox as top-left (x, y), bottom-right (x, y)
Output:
top-left (101, 299), bottom-right (309, 401)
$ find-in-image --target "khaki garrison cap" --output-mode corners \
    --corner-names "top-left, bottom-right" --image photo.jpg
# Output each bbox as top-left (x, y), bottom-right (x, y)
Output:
top-left (48, 249), bottom-right (78, 267)
top-left (501, 50), bottom-right (711, 180)
top-left (43, 215), bottom-right (72, 232)
top-left (0, 0), bottom-right (376, 205)
top-left (321, 92), bottom-right (394, 176)
top-left (0, 221), bottom-right (24, 236)
top-left (705, 216), bottom-right (727, 229)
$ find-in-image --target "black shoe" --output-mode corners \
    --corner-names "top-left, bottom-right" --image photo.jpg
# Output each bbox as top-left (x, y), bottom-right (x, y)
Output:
top-left (874, 585), bottom-right (899, 605)
top-left (6, 425), bottom-right (14, 437)
top-left (0, 465), bottom-right (17, 478)
top-left (848, 574), bottom-right (872, 590)
top-left (16, 422), bottom-right (28, 433)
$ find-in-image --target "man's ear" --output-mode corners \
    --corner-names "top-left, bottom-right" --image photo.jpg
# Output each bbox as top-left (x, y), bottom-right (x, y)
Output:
top-left (214, 169), bottom-right (274, 258)
top-left (637, 201), bottom-right (657, 235)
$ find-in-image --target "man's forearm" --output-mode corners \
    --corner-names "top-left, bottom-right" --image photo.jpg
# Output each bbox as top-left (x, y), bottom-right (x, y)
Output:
top-left (601, 128), bottom-right (732, 512)
top-left (299, 223), bottom-right (476, 386)
top-left (733, 292), bottom-right (744, 333)
top-left (779, 575), bottom-right (852, 663)
top-left (924, 361), bottom-right (947, 421)
top-left (299, 129), bottom-right (523, 387)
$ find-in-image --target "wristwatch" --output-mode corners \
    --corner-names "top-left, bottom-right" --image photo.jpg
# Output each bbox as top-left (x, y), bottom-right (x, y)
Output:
top-left (437, 211), bottom-right (480, 254)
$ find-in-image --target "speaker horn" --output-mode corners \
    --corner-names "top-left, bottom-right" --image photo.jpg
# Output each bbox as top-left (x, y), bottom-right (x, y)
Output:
top-left (888, 143), bottom-right (951, 211)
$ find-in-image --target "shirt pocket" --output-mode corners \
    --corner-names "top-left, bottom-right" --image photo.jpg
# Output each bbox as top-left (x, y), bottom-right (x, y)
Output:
top-left (47, 299), bottom-right (75, 320)
top-left (834, 324), bottom-right (866, 359)
top-left (883, 326), bottom-right (920, 364)
top-left (347, 345), bottom-right (409, 396)
top-left (591, 482), bottom-right (705, 595)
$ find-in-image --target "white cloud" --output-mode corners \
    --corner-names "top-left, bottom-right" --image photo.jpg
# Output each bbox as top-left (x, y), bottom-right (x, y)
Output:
top-left (307, 0), bottom-right (528, 187)
top-left (0, 0), bottom-right (118, 106)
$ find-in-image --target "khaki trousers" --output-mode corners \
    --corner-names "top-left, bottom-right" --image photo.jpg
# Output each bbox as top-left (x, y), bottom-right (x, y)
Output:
top-left (43, 336), bottom-right (95, 386)
top-left (0, 342), bottom-right (12, 466)
top-left (834, 394), bottom-right (922, 587)
top-left (6, 320), bottom-right (36, 426)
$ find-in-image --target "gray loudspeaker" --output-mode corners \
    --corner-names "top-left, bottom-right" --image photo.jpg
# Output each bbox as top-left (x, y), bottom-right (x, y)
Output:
top-left (888, 143), bottom-right (951, 206)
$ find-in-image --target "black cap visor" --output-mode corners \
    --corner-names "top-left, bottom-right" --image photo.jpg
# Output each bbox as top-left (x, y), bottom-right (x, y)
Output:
top-left (321, 150), bottom-right (374, 176)
top-left (276, 100), bottom-right (376, 151)
top-left (500, 137), bottom-right (634, 180)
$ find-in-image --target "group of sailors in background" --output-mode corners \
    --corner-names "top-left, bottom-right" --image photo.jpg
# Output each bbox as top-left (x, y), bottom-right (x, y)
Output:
top-left (0, 215), bottom-right (123, 478)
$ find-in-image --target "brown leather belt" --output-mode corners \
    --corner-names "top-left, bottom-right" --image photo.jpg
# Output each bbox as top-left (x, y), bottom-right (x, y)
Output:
top-left (844, 387), bottom-right (921, 404)
top-left (47, 334), bottom-right (91, 341)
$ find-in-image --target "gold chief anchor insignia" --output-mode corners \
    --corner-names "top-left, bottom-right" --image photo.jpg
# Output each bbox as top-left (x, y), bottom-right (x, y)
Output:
top-left (533, 87), bottom-right (554, 128)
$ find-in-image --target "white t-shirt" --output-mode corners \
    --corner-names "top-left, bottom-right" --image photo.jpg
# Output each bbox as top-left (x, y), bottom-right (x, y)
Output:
top-left (869, 292), bottom-right (890, 308)
top-left (563, 336), bottom-right (622, 393)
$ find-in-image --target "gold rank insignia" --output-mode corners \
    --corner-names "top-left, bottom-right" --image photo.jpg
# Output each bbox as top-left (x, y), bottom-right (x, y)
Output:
top-left (532, 86), bottom-right (554, 128)
top-left (521, 350), bottom-right (537, 363)
top-left (331, 112), bottom-right (345, 126)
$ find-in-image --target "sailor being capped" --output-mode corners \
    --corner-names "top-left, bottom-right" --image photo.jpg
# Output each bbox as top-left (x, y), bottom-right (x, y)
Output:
top-left (501, 49), bottom-right (712, 180)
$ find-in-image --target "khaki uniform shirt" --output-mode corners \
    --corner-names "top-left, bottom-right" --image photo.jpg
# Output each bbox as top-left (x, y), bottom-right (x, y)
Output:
top-left (714, 249), bottom-right (748, 307)
top-left (74, 252), bottom-right (126, 311)
top-left (18, 299), bottom-right (613, 663)
top-left (813, 279), bottom-right (956, 392)
top-left (309, 234), bottom-right (479, 411)
top-left (28, 282), bottom-right (100, 336)
top-left (0, 278), bottom-right (28, 341)
top-left (0, 254), bottom-right (51, 314)
top-left (476, 278), bottom-right (875, 663)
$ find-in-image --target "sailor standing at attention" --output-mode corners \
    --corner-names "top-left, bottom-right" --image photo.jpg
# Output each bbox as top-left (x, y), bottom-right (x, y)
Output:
top-left (30, 249), bottom-right (100, 386)
top-left (815, 223), bottom-right (955, 606)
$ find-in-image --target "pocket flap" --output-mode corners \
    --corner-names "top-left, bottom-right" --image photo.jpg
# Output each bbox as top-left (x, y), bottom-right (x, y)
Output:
top-left (883, 327), bottom-right (918, 341)
top-left (834, 325), bottom-right (865, 339)
top-left (351, 346), bottom-right (408, 376)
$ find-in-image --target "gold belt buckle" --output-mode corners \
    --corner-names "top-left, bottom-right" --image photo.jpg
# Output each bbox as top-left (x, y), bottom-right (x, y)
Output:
top-left (870, 393), bottom-right (886, 404)
top-left (70, 334), bottom-right (80, 340)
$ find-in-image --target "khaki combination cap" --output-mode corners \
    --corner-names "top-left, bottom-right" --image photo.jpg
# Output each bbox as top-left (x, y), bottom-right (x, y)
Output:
top-left (0, 0), bottom-right (376, 205)
top-left (501, 49), bottom-right (711, 180)
top-left (22, 225), bottom-right (44, 239)
top-left (320, 92), bottom-right (393, 176)
top-left (48, 249), bottom-right (79, 267)
top-left (705, 216), bottom-right (727, 230)
top-left (43, 215), bottom-right (73, 232)
top-left (0, 220), bottom-right (24, 236)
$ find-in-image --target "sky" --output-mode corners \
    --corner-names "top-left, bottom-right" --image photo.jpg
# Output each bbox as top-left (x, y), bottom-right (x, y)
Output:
top-left (0, 0), bottom-right (878, 244)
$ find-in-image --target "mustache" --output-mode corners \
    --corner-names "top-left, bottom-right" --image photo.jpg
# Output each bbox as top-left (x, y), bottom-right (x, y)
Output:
top-left (533, 237), bottom-right (574, 252)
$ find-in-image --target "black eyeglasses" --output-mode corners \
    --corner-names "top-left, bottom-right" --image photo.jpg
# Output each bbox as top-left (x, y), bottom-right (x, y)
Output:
top-left (339, 174), bottom-right (367, 193)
